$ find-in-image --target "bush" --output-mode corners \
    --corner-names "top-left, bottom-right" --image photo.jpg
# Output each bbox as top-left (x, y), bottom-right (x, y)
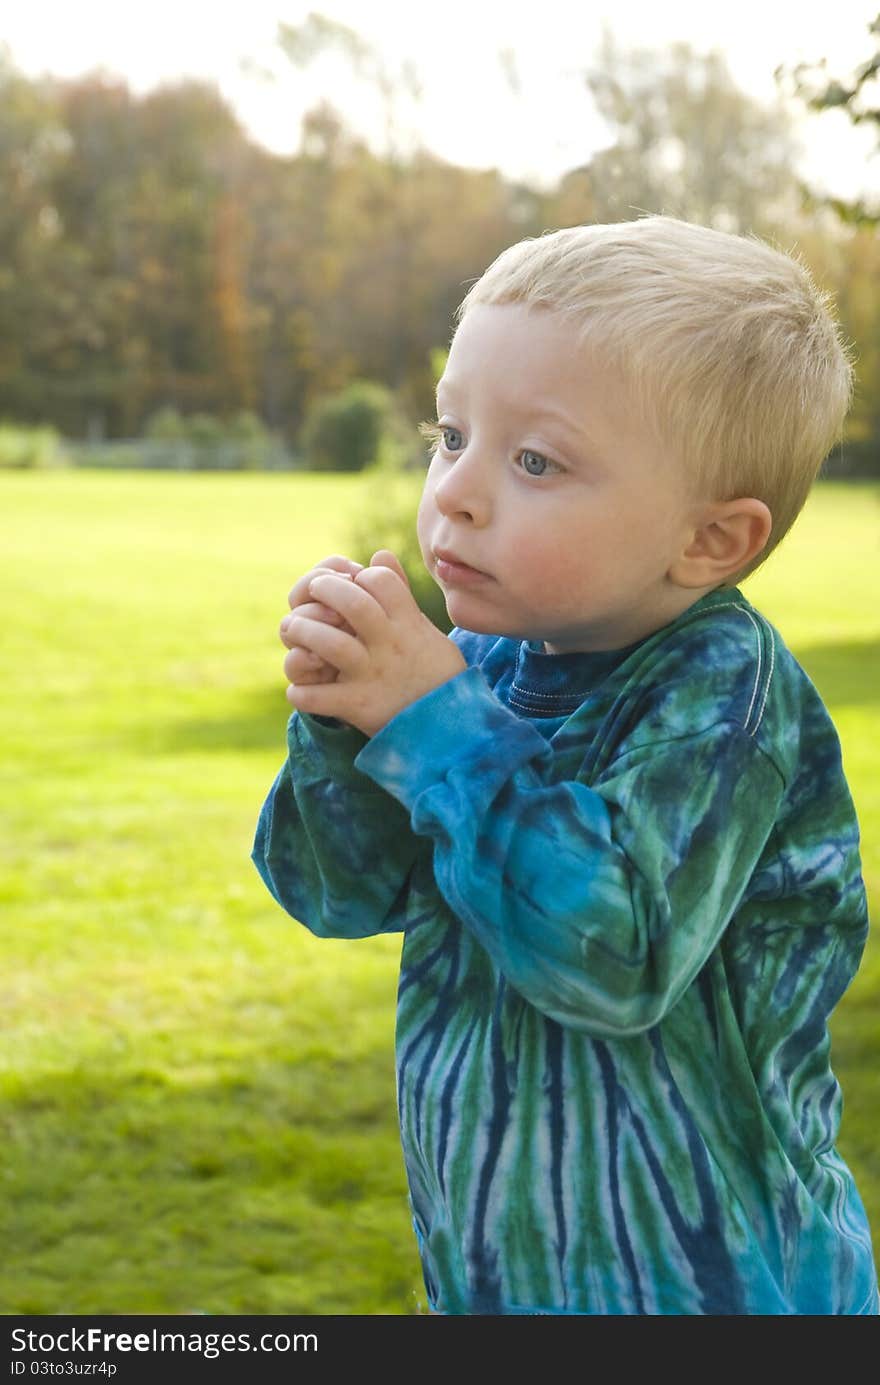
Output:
top-left (223, 411), bottom-right (278, 470)
top-left (144, 406), bottom-right (188, 442)
top-left (140, 407), bottom-right (285, 470)
top-left (821, 437), bottom-right (880, 479)
top-left (346, 352), bottom-right (451, 628)
top-left (0, 422), bottom-right (63, 469)
top-left (299, 381), bottom-right (408, 473)
top-left (348, 469), bottom-right (452, 634)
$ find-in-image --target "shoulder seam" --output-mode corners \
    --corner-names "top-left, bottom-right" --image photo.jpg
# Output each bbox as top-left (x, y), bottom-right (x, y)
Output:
top-left (684, 599), bottom-right (776, 738)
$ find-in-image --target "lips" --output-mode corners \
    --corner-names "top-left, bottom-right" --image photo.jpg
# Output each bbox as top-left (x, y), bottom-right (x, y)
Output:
top-left (433, 548), bottom-right (492, 584)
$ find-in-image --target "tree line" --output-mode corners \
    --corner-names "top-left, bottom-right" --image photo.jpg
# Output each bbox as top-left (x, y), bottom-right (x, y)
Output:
top-left (0, 25), bottom-right (878, 470)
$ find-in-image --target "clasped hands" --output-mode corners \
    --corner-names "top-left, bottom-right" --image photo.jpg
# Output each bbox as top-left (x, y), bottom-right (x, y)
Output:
top-left (279, 550), bottom-right (466, 738)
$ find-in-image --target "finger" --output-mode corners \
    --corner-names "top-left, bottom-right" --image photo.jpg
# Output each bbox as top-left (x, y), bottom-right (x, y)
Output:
top-left (284, 613), bottom-right (368, 676)
top-left (369, 549), bottom-right (410, 587)
top-left (307, 572), bottom-right (391, 645)
top-left (287, 666), bottom-right (337, 685)
top-left (280, 600), bottom-right (345, 646)
top-left (286, 678), bottom-right (346, 714)
top-left (353, 562), bottom-right (415, 618)
top-left (286, 680), bottom-right (346, 717)
top-left (285, 646), bottom-right (338, 683)
top-left (288, 567), bottom-right (354, 612)
top-left (287, 556), bottom-right (363, 612)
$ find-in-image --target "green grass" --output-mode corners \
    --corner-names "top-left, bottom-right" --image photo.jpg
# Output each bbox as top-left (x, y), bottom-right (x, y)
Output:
top-left (1, 470), bottom-right (878, 1314)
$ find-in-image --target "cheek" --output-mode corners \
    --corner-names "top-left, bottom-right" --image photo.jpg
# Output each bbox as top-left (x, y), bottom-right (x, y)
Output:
top-left (416, 484), bottom-right (436, 559)
top-left (505, 536), bottom-right (577, 605)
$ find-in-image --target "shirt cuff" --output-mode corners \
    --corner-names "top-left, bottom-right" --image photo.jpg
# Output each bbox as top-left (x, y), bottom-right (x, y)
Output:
top-left (353, 665), bottom-right (548, 810)
top-left (288, 710), bottom-right (370, 782)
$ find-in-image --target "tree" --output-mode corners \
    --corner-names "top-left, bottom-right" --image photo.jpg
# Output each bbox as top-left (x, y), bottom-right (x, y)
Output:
top-left (299, 379), bottom-right (404, 471)
top-left (0, 50), bottom-right (70, 425)
top-left (571, 31), bottom-right (802, 236)
top-left (777, 12), bottom-right (880, 224)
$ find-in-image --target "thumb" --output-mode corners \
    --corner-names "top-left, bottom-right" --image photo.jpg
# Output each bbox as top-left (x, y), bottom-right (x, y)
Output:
top-left (369, 549), bottom-right (410, 588)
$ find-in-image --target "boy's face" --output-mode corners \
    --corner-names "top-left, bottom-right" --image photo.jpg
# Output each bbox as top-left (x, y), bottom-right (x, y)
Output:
top-left (417, 301), bottom-right (703, 653)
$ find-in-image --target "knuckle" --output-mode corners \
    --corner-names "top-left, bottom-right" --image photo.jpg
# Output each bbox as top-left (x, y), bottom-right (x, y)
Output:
top-left (287, 617), bottom-right (313, 648)
top-left (355, 566), bottom-right (384, 591)
top-left (302, 601), bottom-right (341, 624)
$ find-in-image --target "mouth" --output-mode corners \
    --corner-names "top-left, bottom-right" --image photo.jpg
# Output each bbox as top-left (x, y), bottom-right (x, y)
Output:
top-left (433, 548), bottom-right (492, 585)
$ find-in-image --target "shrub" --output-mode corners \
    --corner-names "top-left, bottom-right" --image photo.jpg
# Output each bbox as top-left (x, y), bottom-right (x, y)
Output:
top-left (300, 381), bottom-right (407, 473)
top-left (348, 455), bottom-right (451, 635)
top-left (346, 352), bottom-right (451, 628)
top-left (141, 408), bottom-right (284, 470)
top-left (224, 411), bottom-right (276, 470)
top-left (186, 412), bottom-right (228, 453)
top-left (0, 423), bottom-right (63, 469)
top-left (821, 437), bottom-right (880, 479)
top-left (144, 407), bottom-right (188, 442)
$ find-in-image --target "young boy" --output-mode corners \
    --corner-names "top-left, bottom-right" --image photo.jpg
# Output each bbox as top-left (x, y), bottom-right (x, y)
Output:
top-left (252, 216), bottom-right (878, 1315)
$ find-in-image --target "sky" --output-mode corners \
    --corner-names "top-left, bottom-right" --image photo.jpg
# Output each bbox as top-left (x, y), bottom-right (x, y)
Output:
top-left (2, 1), bottom-right (879, 198)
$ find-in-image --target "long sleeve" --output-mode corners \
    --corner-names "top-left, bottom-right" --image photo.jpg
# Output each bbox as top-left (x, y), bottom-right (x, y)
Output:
top-left (354, 665), bottom-right (786, 1035)
top-left (252, 711), bottom-right (421, 938)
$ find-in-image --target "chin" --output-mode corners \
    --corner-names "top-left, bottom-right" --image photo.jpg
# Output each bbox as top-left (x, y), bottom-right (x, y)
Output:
top-left (446, 603), bottom-right (531, 644)
top-left (443, 593), bottom-right (495, 630)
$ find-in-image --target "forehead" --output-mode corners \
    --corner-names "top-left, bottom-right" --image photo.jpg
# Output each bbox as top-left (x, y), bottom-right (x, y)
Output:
top-left (435, 301), bottom-right (688, 487)
top-left (439, 302), bottom-right (586, 393)
top-left (437, 301), bottom-right (625, 426)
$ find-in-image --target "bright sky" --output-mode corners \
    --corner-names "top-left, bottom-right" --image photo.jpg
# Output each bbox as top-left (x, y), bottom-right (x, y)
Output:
top-left (2, 1), bottom-right (878, 197)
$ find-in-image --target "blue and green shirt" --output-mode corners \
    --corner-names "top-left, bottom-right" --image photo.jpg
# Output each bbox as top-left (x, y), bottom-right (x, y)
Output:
top-left (252, 586), bottom-right (878, 1315)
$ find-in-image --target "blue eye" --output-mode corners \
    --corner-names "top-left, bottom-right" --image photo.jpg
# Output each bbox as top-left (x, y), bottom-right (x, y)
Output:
top-left (441, 426), bottom-right (465, 452)
top-left (521, 449), bottom-right (551, 476)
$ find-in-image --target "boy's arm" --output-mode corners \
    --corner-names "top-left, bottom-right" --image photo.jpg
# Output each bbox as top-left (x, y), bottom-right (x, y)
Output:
top-left (278, 559), bottom-right (791, 1031)
top-left (252, 710), bottom-right (420, 939)
top-left (353, 666), bottom-right (786, 1035)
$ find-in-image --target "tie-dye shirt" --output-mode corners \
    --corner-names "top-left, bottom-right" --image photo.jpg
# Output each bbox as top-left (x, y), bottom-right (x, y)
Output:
top-left (252, 585), bottom-right (878, 1315)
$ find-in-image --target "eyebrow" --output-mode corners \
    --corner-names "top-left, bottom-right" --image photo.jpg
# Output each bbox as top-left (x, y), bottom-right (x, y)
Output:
top-left (531, 405), bottom-right (598, 447)
top-left (435, 383), bottom-right (600, 453)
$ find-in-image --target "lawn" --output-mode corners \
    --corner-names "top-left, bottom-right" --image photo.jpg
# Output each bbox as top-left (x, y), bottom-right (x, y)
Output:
top-left (1, 468), bottom-right (878, 1314)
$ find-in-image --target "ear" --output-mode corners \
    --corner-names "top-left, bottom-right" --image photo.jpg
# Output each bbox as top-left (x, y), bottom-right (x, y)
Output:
top-left (668, 498), bottom-right (772, 589)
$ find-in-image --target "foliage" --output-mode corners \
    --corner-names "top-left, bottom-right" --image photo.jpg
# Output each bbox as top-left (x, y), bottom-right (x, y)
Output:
top-left (136, 407), bottom-right (285, 469)
top-left (583, 34), bottom-right (802, 234)
top-left (777, 12), bottom-right (880, 225)
top-left (785, 12), bottom-right (880, 130)
top-left (144, 405), bottom-right (189, 441)
top-left (3, 36), bottom-right (876, 455)
top-left (0, 421), bottom-right (63, 468)
top-left (347, 468), bottom-right (452, 633)
top-left (299, 379), bottom-right (410, 472)
top-left (0, 32), bottom-right (878, 466)
top-left (346, 348), bottom-right (451, 629)
top-left (823, 438), bottom-right (880, 479)
top-left (1, 470), bottom-right (877, 1313)
top-left (428, 347), bottom-right (449, 387)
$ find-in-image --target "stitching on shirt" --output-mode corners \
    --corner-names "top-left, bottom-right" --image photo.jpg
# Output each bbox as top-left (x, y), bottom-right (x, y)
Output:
top-left (735, 607), bottom-right (762, 730)
top-left (751, 620), bottom-right (775, 735)
top-left (508, 600), bottom-right (775, 730)
top-left (688, 600), bottom-right (773, 737)
top-left (508, 693), bottom-right (585, 717)
top-left (509, 683), bottom-right (592, 704)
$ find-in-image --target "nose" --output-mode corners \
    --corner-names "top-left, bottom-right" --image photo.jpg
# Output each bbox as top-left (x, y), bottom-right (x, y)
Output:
top-left (431, 444), bottom-right (491, 526)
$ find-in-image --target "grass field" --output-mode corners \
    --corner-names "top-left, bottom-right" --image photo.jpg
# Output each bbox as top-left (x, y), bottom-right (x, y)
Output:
top-left (1, 468), bottom-right (878, 1315)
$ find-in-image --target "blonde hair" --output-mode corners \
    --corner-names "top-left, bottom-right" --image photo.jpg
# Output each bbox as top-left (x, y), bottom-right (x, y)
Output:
top-left (455, 216), bottom-right (853, 583)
